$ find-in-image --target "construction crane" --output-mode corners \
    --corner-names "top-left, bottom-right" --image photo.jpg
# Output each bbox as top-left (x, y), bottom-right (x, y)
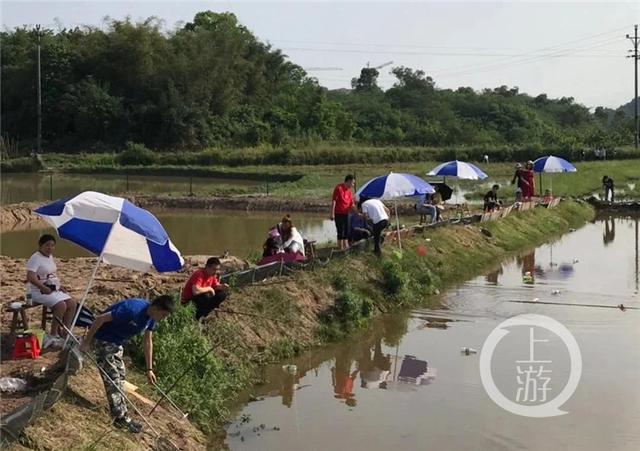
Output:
top-left (366, 61), bottom-right (393, 70)
top-left (304, 67), bottom-right (343, 71)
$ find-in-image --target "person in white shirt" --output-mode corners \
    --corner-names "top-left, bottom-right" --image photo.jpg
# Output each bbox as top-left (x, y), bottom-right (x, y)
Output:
top-left (26, 234), bottom-right (77, 339)
top-left (279, 215), bottom-right (305, 257)
top-left (359, 198), bottom-right (390, 257)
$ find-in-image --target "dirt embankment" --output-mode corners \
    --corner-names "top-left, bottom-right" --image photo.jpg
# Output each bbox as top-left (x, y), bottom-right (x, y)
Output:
top-left (0, 203), bottom-right (44, 231)
top-left (1, 194), bottom-right (425, 231)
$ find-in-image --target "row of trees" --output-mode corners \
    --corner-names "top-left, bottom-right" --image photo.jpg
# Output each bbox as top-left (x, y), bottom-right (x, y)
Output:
top-left (1, 11), bottom-right (635, 153)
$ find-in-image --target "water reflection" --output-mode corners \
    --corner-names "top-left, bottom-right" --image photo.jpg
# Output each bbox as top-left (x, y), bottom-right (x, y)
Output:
top-left (603, 216), bottom-right (616, 246)
top-left (332, 348), bottom-right (359, 407)
top-left (485, 266), bottom-right (503, 285)
top-left (358, 337), bottom-right (391, 389)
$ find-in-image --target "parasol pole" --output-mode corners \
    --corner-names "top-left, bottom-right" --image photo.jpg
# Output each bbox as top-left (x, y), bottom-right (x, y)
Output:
top-left (63, 255), bottom-right (102, 346)
top-left (64, 223), bottom-right (115, 346)
top-left (394, 200), bottom-right (402, 250)
top-left (539, 172), bottom-right (543, 197)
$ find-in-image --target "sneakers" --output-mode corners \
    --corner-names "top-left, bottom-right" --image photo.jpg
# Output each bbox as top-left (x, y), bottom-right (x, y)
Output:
top-left (113, 416), bottom-right (143, 433)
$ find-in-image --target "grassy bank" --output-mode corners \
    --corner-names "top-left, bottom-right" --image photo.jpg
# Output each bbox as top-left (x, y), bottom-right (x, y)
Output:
top-left (6, 144), bottom-right (639, 171)
top-left (126, 201), bottom-right (596, 439)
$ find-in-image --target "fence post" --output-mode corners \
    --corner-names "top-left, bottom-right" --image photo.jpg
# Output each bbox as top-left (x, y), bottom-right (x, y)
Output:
top-left (189, 177), bottom-right (193, 196)
top-left (266, 176), bottom-right (269, 196)
top-left (49, 173), bottom-right (53, 200)
top-left (126, 174), bottom-right (130, 192)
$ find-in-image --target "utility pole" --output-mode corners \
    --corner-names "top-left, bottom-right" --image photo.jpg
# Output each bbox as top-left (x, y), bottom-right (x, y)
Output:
top-left (36, 24), bottom-right (43, 154)
top-left (627, 25), bottom-right (639, 148)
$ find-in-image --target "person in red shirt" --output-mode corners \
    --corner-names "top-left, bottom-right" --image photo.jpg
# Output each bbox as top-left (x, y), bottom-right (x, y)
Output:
top-left (331, 174), bottom-right (356, 250)
top-left (181, 257), bottom-right (229, 320)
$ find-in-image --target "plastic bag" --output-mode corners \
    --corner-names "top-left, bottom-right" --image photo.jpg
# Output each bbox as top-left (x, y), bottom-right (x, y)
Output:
top-left (0, 377), bottom-right (27, 393)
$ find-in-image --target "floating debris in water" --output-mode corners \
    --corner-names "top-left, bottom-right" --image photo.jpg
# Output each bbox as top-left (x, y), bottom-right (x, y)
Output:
top-left (573, 258), bottom-right (579, 264)
top-left (532, 298), bottom-right (540, 302)
top-left (460, 347), bottom-right (477, 355)
top-left (551, 290), bottom-right (562, 295)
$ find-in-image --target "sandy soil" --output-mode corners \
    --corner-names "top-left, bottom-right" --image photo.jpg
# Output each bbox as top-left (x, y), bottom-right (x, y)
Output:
top-left (0, 254), bottom-right (247, 426)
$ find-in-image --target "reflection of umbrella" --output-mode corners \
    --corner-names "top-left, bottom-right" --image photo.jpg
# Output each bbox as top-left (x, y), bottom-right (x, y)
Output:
top-left (382, 354), bottom-right (436, 391)
top-left (429, 182), bottom-right (453, 201)
top-left (533, 155), bottom-right (577, 195)
top-left (356, 173), bottom-right (434, 250)
top-left (35, 191), bottom-right (184, 331)
top-left (427, 160), bottom-right (488, 180)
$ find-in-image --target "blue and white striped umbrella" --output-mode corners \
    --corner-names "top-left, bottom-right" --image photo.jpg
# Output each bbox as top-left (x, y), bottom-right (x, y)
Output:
top-left (533, 155), bottom-right (577, 173)
top-left (356, 172), bottom-right (434, 200)
top-left (426, 160), bottom-right (488, 180)
top-left (35, 191), bottom-right (184, 273)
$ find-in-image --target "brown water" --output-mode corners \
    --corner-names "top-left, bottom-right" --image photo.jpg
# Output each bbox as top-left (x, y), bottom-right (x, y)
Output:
top-left (0, 210), bottom-right (335, 258)
top-left (0, 173), bottom-right (260, 204)
top-left (225, 216), bottom-right (640, 450)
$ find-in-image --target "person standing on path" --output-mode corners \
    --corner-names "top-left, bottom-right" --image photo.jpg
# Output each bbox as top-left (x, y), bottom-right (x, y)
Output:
top-left (511, 163), bottom-right (527, 202)
top-left (359, 198), bottom-right (390, 257)
top-left (522, 161), bottom-right (536, 200)
top-left (331, 175), bottom-right (356, 250)
top-left (602, 176), bottom-right (615, 202)
top-left (80, 295), bottom-right (176, 433)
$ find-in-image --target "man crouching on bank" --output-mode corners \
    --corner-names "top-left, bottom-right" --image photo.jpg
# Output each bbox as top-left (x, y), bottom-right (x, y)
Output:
top-left (81, 295), bottom-right (176, 433)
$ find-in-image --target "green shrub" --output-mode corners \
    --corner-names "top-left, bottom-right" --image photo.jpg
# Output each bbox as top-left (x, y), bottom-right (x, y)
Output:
top-left (381, 258), bottom-right (408, 295)
top-left (0, 156), bottom-right (42, 173)
top-left (117, 141), bottom-right (155, 166)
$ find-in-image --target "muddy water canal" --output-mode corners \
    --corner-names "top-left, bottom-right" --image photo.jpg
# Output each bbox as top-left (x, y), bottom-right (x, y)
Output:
top-left (226, 216), bottom-right (640, 451)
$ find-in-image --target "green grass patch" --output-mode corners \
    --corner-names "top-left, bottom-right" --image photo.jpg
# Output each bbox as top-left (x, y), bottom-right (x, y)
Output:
top-left (128, 303), bottom-right (251, 432)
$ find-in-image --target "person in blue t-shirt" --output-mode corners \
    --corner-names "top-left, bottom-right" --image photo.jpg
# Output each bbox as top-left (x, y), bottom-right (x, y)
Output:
top-left (81, 295), bottom-right (176, 433)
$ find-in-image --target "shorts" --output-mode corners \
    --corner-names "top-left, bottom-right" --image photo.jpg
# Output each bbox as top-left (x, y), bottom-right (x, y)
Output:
top-left (31, 288), bottom-right (71, 308)
top-left (334, 214), bottom-right (349, 240)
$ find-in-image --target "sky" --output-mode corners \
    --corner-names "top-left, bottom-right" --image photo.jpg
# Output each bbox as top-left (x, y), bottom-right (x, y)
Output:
top-left (2, 1), bottom-right (639, 109)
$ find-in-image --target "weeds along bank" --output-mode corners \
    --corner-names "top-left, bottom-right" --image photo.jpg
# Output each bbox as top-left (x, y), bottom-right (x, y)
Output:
top-left (11, 201), bottom-right (594, 450)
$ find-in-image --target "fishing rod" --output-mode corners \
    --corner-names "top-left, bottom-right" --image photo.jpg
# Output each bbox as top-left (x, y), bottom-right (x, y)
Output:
top-left (508, 300), bottom-right (638, 310)
top-left (54, 319), bottom-right (167, 441)
top-left (148, 344), bottom-right (216, 416)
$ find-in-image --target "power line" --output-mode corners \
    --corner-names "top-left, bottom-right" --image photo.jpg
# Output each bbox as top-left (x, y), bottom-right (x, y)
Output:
top-left (423, 25), bottom-right (631, 76)
top-left (282, 46), bottom-right (621, 59)
top-left (436, 35), bottom-right (624, 78)
top-left (270, 26), bottom-right (631, 52)
top-left (432, 35), bottom-right (624, 78)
